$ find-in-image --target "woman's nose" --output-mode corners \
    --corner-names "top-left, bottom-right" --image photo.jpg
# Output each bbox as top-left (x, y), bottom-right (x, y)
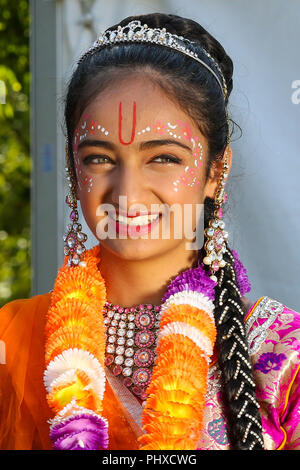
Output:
top-left (111, 164), bottom-right (149, 210)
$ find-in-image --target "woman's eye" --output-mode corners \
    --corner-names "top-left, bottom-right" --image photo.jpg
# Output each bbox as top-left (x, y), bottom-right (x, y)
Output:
top-left (82, 154), bottom-right (181, 165)
top-left (83, 155), bottom-right (113, 165)
top-left (152, 155), bottom-right (181, 164)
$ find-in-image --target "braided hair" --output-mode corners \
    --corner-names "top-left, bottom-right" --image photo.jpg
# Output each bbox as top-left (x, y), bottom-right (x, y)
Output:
top-left (64, 12), bottom-right (264, 449)
top-left (202, 197), bottom-right (264, 450)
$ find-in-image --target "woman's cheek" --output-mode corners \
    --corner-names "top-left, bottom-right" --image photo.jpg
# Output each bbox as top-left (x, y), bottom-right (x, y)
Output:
top-left (74, 161), bottom-right (95, 194)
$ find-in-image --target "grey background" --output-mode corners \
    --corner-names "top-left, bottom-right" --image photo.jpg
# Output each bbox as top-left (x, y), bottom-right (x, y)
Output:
top-left (30, 0), bottom-right (300, 311)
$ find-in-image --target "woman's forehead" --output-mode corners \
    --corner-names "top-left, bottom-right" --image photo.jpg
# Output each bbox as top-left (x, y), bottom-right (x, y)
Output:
top-left (75, 79), bottom-right (203, 143)
top-left (79, 80), bottom-right (181, 121)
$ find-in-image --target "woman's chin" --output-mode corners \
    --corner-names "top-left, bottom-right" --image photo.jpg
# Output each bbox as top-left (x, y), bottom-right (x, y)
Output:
top-left (97, 237), bottom-right (182, 262)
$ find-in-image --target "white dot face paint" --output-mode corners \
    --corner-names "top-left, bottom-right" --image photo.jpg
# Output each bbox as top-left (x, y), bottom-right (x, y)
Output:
top-left (73, 114), bottom-right (204, 195)
top-left (73, 114), bottom-right (110, 192)
top-left (137, 126), bottom-right (151, 135)
top-left (149, 119), bottom-right (204, 192)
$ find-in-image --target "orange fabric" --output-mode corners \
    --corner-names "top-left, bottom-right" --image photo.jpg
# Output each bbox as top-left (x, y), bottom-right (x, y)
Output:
top-left (0, 293), bottom-right (53, 449)
top-left (0, 293), bottom-right (139, 450)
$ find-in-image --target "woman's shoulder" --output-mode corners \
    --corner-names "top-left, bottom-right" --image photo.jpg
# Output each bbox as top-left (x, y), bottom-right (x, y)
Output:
top-left (244, 295), bottom-right (300, 355)
top-left (245, 295), bottom-right (300, 397)
top-left (0, 291), bottom-right (52, 385)
top-left (0, 291), bottom-right (52, 338)
top-left (245, 296), bottom-right (300, 449)
top-left (0, 291), bottom-right (52, 312)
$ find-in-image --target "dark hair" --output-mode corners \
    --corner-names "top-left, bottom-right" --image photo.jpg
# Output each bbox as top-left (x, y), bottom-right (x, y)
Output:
top-left (64, 12), bottom-right (264, 450)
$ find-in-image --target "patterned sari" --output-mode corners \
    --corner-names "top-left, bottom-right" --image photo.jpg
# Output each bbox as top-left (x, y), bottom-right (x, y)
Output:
top-left (0, 293), bottom-right (299, 450)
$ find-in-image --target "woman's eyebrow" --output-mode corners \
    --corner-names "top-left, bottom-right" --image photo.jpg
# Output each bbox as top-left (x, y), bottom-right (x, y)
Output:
top-left (77, 138), bottom-right (192, 153)
top-left (77, 139), bottom-right (115, 151)
top-left (140, 139), bottom-right (192, 153)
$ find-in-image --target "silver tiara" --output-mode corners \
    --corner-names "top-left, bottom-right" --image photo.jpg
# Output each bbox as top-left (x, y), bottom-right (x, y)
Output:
top-left (77, 20), bottom-right (227, 100)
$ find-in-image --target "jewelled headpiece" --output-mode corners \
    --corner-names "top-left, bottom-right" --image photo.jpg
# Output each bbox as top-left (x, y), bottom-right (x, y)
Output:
top-left (77, 20), bottom-right (228, 101)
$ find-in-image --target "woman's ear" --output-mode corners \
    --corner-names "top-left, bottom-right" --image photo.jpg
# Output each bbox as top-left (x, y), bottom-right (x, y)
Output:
top-left (203, 146), bottom-right (232, 199)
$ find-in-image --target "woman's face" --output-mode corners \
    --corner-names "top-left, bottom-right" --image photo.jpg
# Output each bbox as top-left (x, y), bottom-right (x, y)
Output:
top-left (72, 76), bottom-right (229, 262)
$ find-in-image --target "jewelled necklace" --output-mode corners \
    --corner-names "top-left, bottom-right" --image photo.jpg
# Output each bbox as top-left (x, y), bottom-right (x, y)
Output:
top-left (103, 301), bottom-right (161, 401)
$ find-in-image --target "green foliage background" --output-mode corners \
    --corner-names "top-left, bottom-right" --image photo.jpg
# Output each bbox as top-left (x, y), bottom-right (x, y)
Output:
top-left (0, 0), bottom-right (31, 307)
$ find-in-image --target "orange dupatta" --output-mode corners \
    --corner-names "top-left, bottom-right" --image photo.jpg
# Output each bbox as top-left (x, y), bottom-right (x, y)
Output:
top-left (0, 293), bottom-right (141, 450)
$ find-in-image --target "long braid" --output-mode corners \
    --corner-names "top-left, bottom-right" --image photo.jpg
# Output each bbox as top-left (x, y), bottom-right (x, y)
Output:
top-left (202, 197), bottom-right (264, 450)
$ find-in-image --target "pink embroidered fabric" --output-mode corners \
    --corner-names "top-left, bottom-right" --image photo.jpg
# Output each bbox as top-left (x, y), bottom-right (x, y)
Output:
top-left (197, 296), bottom-right (300, 450)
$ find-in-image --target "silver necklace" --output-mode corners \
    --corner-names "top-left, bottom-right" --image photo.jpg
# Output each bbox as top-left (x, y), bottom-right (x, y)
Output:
top-left (103, 301), bottom-right (161, 400)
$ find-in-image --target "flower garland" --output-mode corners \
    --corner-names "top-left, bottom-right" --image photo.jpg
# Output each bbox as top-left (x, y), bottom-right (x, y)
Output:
top-left (44, 245), bottom-right (109, 450)
top-left (44, 244), bottom-right (250, 450)
top-left (138, 259), bottom-right (217, 450)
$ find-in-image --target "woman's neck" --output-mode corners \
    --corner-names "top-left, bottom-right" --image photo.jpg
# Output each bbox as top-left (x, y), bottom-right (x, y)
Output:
top-left (98, 243), bottom-right (199, 307)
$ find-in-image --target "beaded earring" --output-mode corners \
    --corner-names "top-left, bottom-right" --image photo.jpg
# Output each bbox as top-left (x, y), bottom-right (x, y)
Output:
top-left (63, 143), bottom-right (88, 267)
top-left (203, 147), bottom-right (230, 282)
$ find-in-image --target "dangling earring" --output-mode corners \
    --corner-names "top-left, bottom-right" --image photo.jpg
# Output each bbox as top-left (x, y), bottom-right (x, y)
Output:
top-left (63, 142), bottom-right (88, 267)
top-left (203, 147), bottom-right (230, 282)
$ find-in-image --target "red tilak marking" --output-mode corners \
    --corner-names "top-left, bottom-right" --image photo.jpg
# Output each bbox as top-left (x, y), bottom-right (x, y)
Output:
top-left (118, 101), bottom-right (137, 145)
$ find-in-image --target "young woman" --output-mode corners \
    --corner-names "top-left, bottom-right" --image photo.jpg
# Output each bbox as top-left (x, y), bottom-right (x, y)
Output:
top-left (0, 12), bottom-right (299, 451)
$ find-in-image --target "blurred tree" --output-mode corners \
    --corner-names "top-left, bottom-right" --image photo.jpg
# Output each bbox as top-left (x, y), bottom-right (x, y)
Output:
top-left (0, 0), bottom-right (31, 306)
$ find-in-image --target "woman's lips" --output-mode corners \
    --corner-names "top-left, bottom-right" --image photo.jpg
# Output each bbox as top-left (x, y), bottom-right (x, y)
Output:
top-left (107, 213), bottom-right (161, 237)
top-left (115, 209), bottom-right (160, 218)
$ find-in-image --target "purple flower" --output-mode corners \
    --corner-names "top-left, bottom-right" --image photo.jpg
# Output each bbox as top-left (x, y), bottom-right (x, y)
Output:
top-left (50, 413), bottom-right (109, 450)
top-left (231, 249), bottom-right (251, 296)
top-left (161, 261), bottom-right (217, 303)
top-left (161, 248), bottom-right (252, 305)
top-left (254, 352), bottom-right (287, 374)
